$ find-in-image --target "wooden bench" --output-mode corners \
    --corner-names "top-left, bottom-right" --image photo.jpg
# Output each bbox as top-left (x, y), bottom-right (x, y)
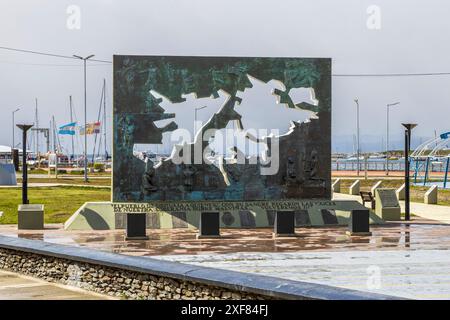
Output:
top-left (360, 191), bottom-right (375, 209)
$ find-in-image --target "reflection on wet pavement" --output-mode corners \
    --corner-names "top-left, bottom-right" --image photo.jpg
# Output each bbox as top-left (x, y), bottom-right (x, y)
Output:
top-left (155, 249), bottom-right (450, 299)
top-left (0, 219), bottom-right (448, 257)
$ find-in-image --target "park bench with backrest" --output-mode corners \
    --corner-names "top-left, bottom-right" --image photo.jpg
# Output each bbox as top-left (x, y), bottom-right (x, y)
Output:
top-left (359, 191), bottom-right (376, 209)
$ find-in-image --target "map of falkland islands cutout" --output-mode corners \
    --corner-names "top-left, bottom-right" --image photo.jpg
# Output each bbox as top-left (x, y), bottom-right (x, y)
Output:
top-left (113, 56), bottom-right (331, 202)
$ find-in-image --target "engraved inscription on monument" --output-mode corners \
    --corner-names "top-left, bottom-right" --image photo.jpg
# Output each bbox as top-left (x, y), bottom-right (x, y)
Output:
top-left (375, 188), bottom-right (401, 221)
top-left (377, 189), bottom-right (400, 208)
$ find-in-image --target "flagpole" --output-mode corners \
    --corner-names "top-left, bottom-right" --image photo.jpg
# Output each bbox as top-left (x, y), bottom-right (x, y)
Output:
top-left (52, 116), bottom-right (56, 152)
top-left (103, 78), bottom-right (107, 160)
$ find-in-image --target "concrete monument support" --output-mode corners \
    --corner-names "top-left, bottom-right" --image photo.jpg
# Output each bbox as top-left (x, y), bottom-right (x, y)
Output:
top-left (396, 183), bottom-right (405, 200)
top-left (332, 179), bottom-right (341, 193)
top-left (18, 204), bottom-right (44, 230)
top-left (375, 189), bottom-right (401, 221)
top-left (371, 180), bottom-right (383, 195)
top-left (349, 180), bottom-right (360, 195)
top-left (424, 185), bottom-right (438, 204)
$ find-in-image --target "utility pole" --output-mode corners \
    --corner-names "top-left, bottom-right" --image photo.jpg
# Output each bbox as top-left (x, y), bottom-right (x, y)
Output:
top-left (73, 54), bottom-right (95, 182)
top-left (354, 98), bottom-right (360, 176)
top-left (386, 102), bottom-right (400, 176)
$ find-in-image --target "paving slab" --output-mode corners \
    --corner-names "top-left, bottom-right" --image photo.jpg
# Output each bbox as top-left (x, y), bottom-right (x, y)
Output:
top-left (154, 249), bottom-right (450, 300)
top-left (0, 270), bottom-right (112, 300)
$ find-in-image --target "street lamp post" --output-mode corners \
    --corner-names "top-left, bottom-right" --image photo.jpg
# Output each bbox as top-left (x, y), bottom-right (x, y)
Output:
top-left (354, 99), bottom-right (360, 176)
top-left (386, 102), bottom-right (400, 175)
top-left (12, 108), bottom-right (20, 149)
top-left (402, 123), bottom-right (417, 221)
top-left (16, 124), bottom-right (33, 204)
top-left (73, 54), bottom-right (95, 182)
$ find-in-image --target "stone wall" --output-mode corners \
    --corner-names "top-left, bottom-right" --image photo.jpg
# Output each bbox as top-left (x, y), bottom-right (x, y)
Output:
top-left (0, 248), bottom-right (270, 300)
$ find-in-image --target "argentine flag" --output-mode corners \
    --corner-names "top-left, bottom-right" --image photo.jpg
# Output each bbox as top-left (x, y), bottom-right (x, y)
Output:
top-left (58, 122), bottom-right (77, 135)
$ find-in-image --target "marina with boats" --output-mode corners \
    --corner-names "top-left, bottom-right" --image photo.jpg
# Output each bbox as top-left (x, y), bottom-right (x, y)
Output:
top-left (2, 78), bottom-right (111, 172)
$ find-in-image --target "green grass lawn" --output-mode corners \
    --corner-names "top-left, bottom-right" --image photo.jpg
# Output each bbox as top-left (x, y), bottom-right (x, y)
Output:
top-left (22, 168), bottom-right (111, 176)
top-left (0, 186), bottom-right (111, 224)
top-left (17, 177), bottom-right (111, 186)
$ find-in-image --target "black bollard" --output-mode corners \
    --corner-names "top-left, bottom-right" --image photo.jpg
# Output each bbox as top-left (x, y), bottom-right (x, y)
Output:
top-left (274, 211), bottom-right (296, 237)
top-left (346, 209), bottom-right (372, 236)
top-left (125, 213), bottom-right (149, 240)
top-left (198, 212), bottom-right (220, 238)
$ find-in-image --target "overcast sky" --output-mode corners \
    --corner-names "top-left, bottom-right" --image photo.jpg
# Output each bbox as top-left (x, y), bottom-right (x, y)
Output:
top-left (1, 0), bottom-right (449, 154)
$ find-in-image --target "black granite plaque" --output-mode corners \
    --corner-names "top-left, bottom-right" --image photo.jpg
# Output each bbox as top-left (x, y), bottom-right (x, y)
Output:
top-left (348, 209), bottom-right (371, 235)
top-left (198, 212), bottom-right (220, 237)
top-left (377, 189), bottom-right (400, 208)
top-left (126, 213), bottom-right (148, 240)
top-left (274, 211), bottom-right (295, 237)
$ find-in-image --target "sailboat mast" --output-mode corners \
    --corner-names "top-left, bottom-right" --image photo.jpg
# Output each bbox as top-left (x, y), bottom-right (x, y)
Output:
top-left (52, 116), bottom-right (56, 152)
top-left (49, 119), bottom-right (52, 152)
top-left (69, 95), bottom-right (75, 162)
top-left (103, 78), bottom-right (107, 159)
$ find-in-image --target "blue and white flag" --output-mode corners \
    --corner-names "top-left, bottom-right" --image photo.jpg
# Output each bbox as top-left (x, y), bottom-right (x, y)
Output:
top-left (58, 122), bottom-right (77, 135)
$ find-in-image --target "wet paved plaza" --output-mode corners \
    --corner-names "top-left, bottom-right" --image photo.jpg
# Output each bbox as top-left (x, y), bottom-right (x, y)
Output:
top-left (1, 217), bottom-right (450, 299)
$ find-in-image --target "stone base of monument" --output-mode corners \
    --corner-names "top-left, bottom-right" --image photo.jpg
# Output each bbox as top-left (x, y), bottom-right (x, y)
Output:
top-left (396, 183), bottom-right (406, 201)
top-left (65, 199), bottom-right (385, 231)
top-left (125, 213), bottom-right (149, 240)
top-left (346, 209), bottom-right (372, 236)
top-left (375, 189), bottom-right (401, 221)
top-left (64, 202), bottom-right (115, 230)
top-left (197, 212), bottom-right (220, 239)
top-left (349, 180), bottom-right (360, 195)
top-left (273, 211), bottom-right (296, 238)
top-left (424, 185), bottom-right (438, 204)
top-left (18, 204), bottom-right (44, 230)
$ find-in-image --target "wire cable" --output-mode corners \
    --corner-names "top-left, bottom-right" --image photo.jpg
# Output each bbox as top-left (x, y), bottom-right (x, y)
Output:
top-left (0, 46), bottom-right (112, 63)
top-left (0, 60), bottom-right (110, 67)
top-left (4, 46), bottom-right (450, 77)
